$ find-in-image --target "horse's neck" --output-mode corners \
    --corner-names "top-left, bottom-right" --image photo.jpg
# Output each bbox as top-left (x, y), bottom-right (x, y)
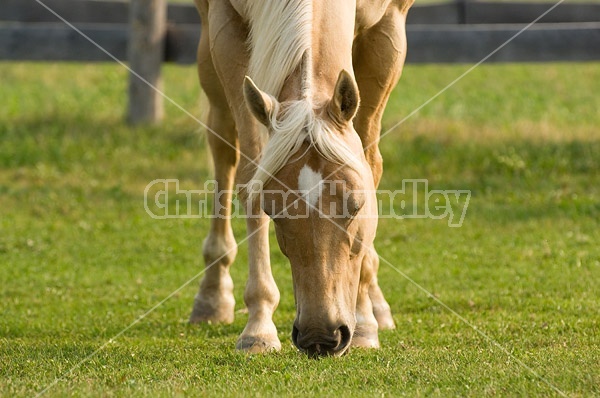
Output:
top-left (309, 1), bottom-right (356, 103)
top-left (242, 0), bottom-right (357, 105)
top-left (281, 1), bottom-right (356, 105)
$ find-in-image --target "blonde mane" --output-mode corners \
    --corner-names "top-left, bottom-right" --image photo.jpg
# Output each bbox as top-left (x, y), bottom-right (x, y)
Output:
top-left (249, 100), bottom-right (363, 196)
top-left (244, 0), bottom-right (362, 196)
top-left (245, 0), bottom-right (312, 98)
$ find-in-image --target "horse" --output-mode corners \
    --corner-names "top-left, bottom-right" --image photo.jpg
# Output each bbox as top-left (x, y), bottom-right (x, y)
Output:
top-left (189, 0), bottom-right (413, 357)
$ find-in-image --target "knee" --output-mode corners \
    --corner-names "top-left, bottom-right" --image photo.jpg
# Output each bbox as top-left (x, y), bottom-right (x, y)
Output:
top-left (366, 149), bottom-right (383, 187)
top-left (203, 234), bottom-right (237, 267)
top-left (244, 279), bottom-right (280, 311)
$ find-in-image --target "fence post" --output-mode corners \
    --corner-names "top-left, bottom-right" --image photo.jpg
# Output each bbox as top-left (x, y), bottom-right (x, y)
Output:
top-left (127, 0), bottom-right (166, 125)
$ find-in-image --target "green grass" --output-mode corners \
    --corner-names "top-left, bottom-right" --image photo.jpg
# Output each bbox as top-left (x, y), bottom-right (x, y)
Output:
top-left (1, 61), bottom-right (599, 397)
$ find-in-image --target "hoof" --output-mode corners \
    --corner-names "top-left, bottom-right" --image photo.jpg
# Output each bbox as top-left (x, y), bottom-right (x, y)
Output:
top-left (236, 335), bottom-right (281, 354)
top-left (352, 323), bottom-right (380, 349)
top-left (189, 294), bottom-right (235, 324)
top-left (351, 333), bottom-right (380, 349)
top-left (373, 305), bottom-right (396, 330)
top-left (351, 335), bottom-right (380, 349)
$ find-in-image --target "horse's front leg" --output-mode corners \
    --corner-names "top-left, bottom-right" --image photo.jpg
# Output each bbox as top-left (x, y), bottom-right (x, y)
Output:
top-left (352, 247), bottom-right (382, 348)
top-left (235, 203), bottom-right (281, 353)
top-left (192, 0), bottom-right (281, 352)
top-left (366, 249), bottom-right (395, 330)
top-left (353, 4), bottom-right (410, 187)
top-left (353, 3), bottom-right (412, 330)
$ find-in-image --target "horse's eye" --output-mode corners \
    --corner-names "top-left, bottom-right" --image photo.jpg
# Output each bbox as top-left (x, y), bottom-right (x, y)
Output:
top-left (344, 192), bottom-right (365, 218)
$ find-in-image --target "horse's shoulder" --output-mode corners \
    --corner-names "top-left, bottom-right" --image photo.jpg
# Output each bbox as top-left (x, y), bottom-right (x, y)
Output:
top-left (227, 0), bottom-right (246, 20)
top-left (355, 0), bottom-right (413, 32)
top-left (393, 0), bottom-right (415, 14)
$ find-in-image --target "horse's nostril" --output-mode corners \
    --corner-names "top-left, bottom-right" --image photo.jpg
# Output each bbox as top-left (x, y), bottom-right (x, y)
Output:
top-left (292, 324), bottom-right (300, 347)
top-left (337, 325), bottom-right (352, 352)
top-left (292, 324), bottom-right (352, 357)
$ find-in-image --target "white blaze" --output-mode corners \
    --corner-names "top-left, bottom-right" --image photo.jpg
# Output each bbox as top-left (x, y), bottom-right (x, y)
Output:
top-left (298, 165), bottom-right (323, 210)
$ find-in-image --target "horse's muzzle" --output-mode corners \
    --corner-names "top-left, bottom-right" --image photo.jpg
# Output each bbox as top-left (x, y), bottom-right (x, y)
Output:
top-left (292, 323), bottom-right (352, 357)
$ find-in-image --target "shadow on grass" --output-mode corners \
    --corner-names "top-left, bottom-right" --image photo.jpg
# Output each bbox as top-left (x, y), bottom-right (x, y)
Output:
top-left (0, 113), bottom-right (205, 169)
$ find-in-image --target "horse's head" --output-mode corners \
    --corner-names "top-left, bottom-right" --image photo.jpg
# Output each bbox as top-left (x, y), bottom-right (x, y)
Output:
top-left (244, 71), bottom-right (378, 357)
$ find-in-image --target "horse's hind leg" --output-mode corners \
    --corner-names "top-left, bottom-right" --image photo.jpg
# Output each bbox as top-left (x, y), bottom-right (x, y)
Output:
top-left (353, 3), bottom-right (412, 330)
top-left (189, 12), bottom-right (239, 324)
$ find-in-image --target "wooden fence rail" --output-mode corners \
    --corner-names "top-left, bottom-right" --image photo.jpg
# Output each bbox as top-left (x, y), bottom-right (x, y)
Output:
top-left (3, 0), bottom-right (600, 25)
top-left (2, 21), bottom-right (599, 64)
top-left (2, 0), bottom-right (600, 65)
top-left (2, 0), bottom-right (599, 123)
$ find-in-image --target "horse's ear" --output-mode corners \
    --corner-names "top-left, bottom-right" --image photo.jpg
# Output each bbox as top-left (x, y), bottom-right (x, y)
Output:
top-left (329, 70), bottom-right (360, 124)
top-left (243, 76), bottom-right (275, 127)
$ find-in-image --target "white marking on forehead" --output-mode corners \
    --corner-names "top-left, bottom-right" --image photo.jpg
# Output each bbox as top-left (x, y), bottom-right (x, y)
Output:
top-left (298, 165), bottom-right (323, 210)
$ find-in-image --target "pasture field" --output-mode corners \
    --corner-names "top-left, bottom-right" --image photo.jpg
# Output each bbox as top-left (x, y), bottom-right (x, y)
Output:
top-left (1, 61), bottom-right (599, 397)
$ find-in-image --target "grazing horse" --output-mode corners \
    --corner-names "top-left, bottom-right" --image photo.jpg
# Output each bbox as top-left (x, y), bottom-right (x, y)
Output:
top-left (190, 0), bottom-right (413, 357)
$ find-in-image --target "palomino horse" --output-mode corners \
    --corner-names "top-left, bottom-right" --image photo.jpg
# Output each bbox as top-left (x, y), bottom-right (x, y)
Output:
top-left (190, 0), bottom-right (413, 356)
